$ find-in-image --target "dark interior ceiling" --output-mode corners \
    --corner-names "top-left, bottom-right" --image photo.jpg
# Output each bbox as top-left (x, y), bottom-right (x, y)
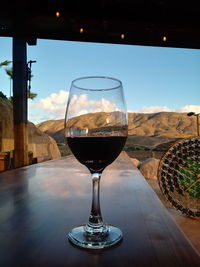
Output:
top-left (1, 0), bottom-right (200, 49)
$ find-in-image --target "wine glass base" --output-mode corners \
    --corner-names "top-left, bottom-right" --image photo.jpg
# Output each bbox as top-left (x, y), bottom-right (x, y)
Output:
top-left (68, 225), bottom-right (123, 249)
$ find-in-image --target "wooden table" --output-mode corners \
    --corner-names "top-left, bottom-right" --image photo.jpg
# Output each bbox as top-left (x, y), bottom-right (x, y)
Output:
top-left (0, 153), bottom-right (199, 267)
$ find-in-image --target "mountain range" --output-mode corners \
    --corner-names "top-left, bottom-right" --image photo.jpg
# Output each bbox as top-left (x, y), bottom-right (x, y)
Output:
top-left (37, 112), bottom-right (198, 149)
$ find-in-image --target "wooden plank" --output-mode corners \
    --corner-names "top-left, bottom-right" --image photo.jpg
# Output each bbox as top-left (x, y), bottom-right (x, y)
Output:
top-left (12, 37), bottom-right (28, 168)
top-left (0, 153), bottom-right (199, 266)
top-left (0, 121), bottom-right (2, 151)
top-left (0, 152), bottom-right (9, 171)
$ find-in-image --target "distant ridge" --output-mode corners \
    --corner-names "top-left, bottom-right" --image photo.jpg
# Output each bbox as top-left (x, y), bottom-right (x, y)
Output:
top-left (128, 112), bottom-right (197, 137)
top-left (37, 112), bottom-right (197, 144)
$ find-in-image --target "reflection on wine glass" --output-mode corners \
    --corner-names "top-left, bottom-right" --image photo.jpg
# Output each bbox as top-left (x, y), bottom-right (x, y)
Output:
top-left (64, 76), bottom-right (128, 249)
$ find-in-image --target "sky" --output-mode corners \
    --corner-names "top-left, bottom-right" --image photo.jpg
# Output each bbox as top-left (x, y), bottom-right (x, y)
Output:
top-left (1, 37), bottom-right (200, 124)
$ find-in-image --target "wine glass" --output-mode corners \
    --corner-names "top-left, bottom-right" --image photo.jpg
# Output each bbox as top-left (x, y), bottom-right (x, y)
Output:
top-left (64, 76), bottom-right (128, 249)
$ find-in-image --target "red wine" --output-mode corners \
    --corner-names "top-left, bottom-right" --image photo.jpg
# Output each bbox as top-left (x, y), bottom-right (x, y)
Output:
top-left (67, 136), bottom-right (127, 173)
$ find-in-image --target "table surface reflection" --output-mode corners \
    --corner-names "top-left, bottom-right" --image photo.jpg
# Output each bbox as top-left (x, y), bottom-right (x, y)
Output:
top-left (0, 153), bottom-right (199, 267)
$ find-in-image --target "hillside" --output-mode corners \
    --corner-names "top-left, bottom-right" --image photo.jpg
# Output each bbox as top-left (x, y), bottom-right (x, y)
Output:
top-left (128, 112), bottom-right (197, 137)
top-left (0, 97), bottom-right (61, 164)
top-left (37, 112), bottom-right (197, 144)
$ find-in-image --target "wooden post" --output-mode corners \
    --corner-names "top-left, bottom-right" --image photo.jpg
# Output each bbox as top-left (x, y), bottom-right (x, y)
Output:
top-left (197, 114), bottom-right (200, 136)
top-left (12, 38), bottom-right (28, 168)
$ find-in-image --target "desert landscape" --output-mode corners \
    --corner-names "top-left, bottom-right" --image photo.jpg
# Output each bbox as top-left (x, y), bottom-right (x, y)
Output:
top-left (37, 111), bottom-right (197, 161)
top-left (1, 97), bottom-right (197, 166)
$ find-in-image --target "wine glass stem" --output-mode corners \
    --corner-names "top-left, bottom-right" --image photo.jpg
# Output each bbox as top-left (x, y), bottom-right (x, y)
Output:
top-left (85, 172), bottom-right (107, 235)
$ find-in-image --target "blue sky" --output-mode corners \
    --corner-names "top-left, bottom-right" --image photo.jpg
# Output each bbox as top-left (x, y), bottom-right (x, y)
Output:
top-left (1, 37), bottom-right (200, 124)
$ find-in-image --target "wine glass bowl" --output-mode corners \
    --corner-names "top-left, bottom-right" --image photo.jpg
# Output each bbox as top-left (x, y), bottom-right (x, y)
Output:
top-left (65, 76), bottom-right (128, 249)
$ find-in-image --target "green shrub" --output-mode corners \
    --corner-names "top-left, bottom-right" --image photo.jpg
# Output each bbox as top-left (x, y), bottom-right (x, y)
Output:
top-left (0, 91), bottom-right (7, 99)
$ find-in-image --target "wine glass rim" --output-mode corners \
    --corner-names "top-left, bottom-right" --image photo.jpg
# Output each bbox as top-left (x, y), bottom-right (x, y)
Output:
top-left (72, 76), bottom-right (122, 91)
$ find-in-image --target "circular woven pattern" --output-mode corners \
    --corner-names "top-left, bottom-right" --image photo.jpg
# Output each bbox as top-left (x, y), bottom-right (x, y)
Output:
top-left (158, 137), bottom-right (200, 218)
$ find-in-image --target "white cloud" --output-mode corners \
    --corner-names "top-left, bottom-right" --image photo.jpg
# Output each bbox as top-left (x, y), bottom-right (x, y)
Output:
top-left (67, 94), bottom-right (117, 118)
top-left (137, 106), bottom-right (171, 113)
top-left (29, 90), bottom-right (117, 123)
top-left (175, 105), bottom-right (200, 114)
top-left (29, 90), bottom-right (200, 124)
top-left (129, 105), bottom-right (200, 114)
top-left (29, 90), bottom-right (69, 121)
